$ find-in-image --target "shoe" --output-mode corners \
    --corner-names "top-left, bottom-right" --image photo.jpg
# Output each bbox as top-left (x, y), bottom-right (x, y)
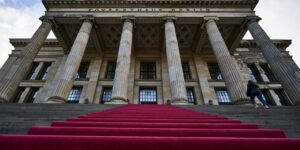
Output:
top-left (255, 104), bottom-right (259, 109)
top-left (264, 105), bottom-right (270, 109)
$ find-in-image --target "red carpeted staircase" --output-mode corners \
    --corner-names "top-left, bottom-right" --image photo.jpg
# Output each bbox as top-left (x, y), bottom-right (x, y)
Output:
top-left (0, 104), bottom-right (300, 150)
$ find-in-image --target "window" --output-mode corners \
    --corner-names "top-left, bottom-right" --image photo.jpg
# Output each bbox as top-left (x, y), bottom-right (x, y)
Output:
top-left (106, 62), bottom-right (116, 79)
top-left (13, 87), bottom-right (25, 103)
top-left (139, 88), bottom-right (157, 104)
top-left (247, 64), bottom-right (263, 82)
top-left (140, 62), bottom-right (156, 80)
top-left (182, 62), bottom-right (192, 80)
top-left (274, 89), bottom-right (292, 106)
top-left (26, 62), bottom-right (39, 80)
top-left (37, 63), bottom-right (51, 80)
top-left (215, 88), bottom-right (231, 105)
top-left (26, 88), bottom-right (39, 103)
top-left (260, 64), bottom-right (277, 82)
top-left (67, 87), bottom-right (82, 103)
top-left (101, 87), bottom-right (112, 104)
top-left (186, 87), bottom-right (196, 104)
top-left (76, 62), bottom-right (90, 79)
top-left (207, 63), bottom-right (223, 80)
top-left (261, 90), bottom-right (274, 105)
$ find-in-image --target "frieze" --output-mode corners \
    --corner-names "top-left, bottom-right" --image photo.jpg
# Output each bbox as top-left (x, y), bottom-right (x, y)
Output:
top-left (86, 8), bottom-right (209, 12)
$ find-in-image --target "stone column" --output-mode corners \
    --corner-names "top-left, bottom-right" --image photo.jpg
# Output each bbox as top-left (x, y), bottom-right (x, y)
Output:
top-left (84, 56), bottom-right (103, 104)
top-left (205, 17), bottom-right (248, 104)
top-left (193, 55), bottom-right (216, 105)
top-left (164, 17), bottom-right (188, 104)
top-left (30, 62), bottom-right (44, 80)
top-left (0, 55), bottom-right (17, 81)
top-left (161, 50), bottom-right (172, 103)
top-left (247, 16), bottom-right (300, 105)
top-left (109, 17), bottom-right (134, 104)
top-left (34, 56), bottom-right (66, 103)
top-left (18, 87), bottom-right (31, 103)
top-left (47, 17), bottom-right (93, 103)
top-left (0, 16), bottom-right (52, 103)
top-left (269, 90), bottom-right (282, 106)
top-left (255, 62), bottom-right (270, 82)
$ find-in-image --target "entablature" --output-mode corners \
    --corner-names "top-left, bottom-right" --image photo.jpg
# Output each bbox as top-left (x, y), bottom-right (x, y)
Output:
top-left (10, 39), bottom-right (291, 51)
top-left (10, 39), bottom-right (60, 47)
top-left (42, 0), bottom-right (258, 10)
top-left (240, 40), bottom-right (291, 49)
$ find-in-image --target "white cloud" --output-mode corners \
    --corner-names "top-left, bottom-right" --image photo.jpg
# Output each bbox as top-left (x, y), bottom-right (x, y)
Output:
top-left (0, 0), bottom-right (299, 68)
top-left (0, 2), bottom-right (55, 67)
top-left (244, 0), bottom-right (300, 66)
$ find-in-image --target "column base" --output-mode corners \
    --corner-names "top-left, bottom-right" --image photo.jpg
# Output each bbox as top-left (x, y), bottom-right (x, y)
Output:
top-left (47, 96), bottom-right (67, 104)
top-left (0, 98), bottom-right (8, 103)
top-left (105, 99), bottom-right (128, 104)
top-left (293, 101), bottom-right (300, 106)
top-left (232, 98), bottom-right (251, 105)
top-left (171, 99), bottom-right (192, 105)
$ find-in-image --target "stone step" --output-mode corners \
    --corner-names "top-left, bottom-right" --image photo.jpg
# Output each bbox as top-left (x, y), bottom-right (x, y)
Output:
top-left (182, 105), bottom-right (300, 138)
top-left (0, 104), bottom-right (299, 137)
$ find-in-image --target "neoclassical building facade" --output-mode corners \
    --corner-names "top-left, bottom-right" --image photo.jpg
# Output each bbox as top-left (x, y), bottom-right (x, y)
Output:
top-left (0, 0), bottom-right (299, 106)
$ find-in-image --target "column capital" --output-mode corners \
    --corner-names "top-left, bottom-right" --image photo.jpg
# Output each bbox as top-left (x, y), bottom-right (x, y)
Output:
top-left (204, 16), bottom-right (219, 21)
top-left (122, 16), bottom-right (135, 23)
top-left (203, 16), bottom-right (219, 26)
top-left (39, 16), bottom-right (54, 25)
top-left (246, 16), bottom-right (262, 24)
top-left (80, 15), bottom-right (94, 23)
top-left (162, 16), bottom-right (177, 23)
top-left (244, 16), bottom-right (262, 29)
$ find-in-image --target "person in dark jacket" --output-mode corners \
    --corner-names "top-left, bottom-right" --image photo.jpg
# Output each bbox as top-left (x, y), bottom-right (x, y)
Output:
top-left (246, 80), bottom-right (269, 109)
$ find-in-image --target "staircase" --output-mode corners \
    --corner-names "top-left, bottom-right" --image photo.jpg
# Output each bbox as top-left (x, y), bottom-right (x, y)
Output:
top-left (0, 104), bottom-right (300, 150)
top-left (184, 105), bottom-right (300, 138)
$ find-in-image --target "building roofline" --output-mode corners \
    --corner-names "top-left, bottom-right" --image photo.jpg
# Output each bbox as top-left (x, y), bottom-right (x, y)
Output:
top-left (10, 38), bottom-right (291, 49)
top-left (42, 0), bottom-right (259, 10)
top-left (240, 39), bottom-right (292, 49)
top-left (9, 39), bottom-right (60, 47)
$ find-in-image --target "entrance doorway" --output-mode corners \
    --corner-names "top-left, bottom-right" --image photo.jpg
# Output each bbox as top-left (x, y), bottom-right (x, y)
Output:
top-left (139, 88), bottom-right (157, 104)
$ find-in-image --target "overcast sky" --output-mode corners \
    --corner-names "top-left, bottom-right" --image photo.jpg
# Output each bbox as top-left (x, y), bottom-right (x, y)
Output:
top-left (0, 0), bottom-right (300, 68)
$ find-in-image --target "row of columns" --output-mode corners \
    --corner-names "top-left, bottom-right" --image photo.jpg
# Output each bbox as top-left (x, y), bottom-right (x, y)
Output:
top-left (0, 15), bottom-right (300, 105)
top-left (0, 17), bottom-right (52, 103)
top-left (247, 16), bottom-right (300, 105)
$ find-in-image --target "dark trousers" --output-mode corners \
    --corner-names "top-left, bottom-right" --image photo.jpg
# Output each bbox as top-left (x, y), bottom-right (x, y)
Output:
top-left (250, 89), bottom-right (266, 105)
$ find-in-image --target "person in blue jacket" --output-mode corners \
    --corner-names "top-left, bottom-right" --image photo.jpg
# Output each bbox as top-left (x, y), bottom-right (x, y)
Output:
top-left (246, 80), bottom-right (269, 109)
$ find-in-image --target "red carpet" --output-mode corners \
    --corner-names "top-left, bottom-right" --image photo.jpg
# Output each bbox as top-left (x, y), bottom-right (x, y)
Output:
top-left (1, 104), bottom-right (300, 150)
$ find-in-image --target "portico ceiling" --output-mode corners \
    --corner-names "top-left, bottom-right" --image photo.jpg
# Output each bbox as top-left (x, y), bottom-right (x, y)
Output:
top-left (52, 17), bottom-right (246, 54)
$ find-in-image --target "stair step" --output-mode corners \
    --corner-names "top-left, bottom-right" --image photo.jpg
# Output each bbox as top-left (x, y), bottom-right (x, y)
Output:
top-left (1, 135), bottom-right (299, 150)
top-left (29, 126), bottom-right (285, 138)
top-left (51, 121), bottom-right (258, 129)
top-left (79, 115), bottom-right (228, 119)
top-left (67, 118), bottom-right (240, 123)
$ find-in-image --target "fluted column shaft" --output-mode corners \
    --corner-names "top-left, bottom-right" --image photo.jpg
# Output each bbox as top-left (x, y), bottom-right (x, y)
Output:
top-left (164, 18), bottom-right (188, 104)
top-left (110, 18), bottom-right (134, 104)
top-left (47, 19), bottom-right (92, 103)
top-left (0, 18), bottom-right (52, 103)
top-left (205, 17), bottom-right (248, 104)
top-left (248, 19), bottom-right (300, 105)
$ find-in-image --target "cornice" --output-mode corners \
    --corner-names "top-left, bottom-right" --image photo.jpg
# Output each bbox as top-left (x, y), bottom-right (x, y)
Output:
top-left (240, 40), bottom-right (292, 49)
top-left (10, 39), bottom-right (60, 47)
top-left (42, 0), bottom-right (259, 10)
top-left (10, 38), bottom-right (291, 49)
